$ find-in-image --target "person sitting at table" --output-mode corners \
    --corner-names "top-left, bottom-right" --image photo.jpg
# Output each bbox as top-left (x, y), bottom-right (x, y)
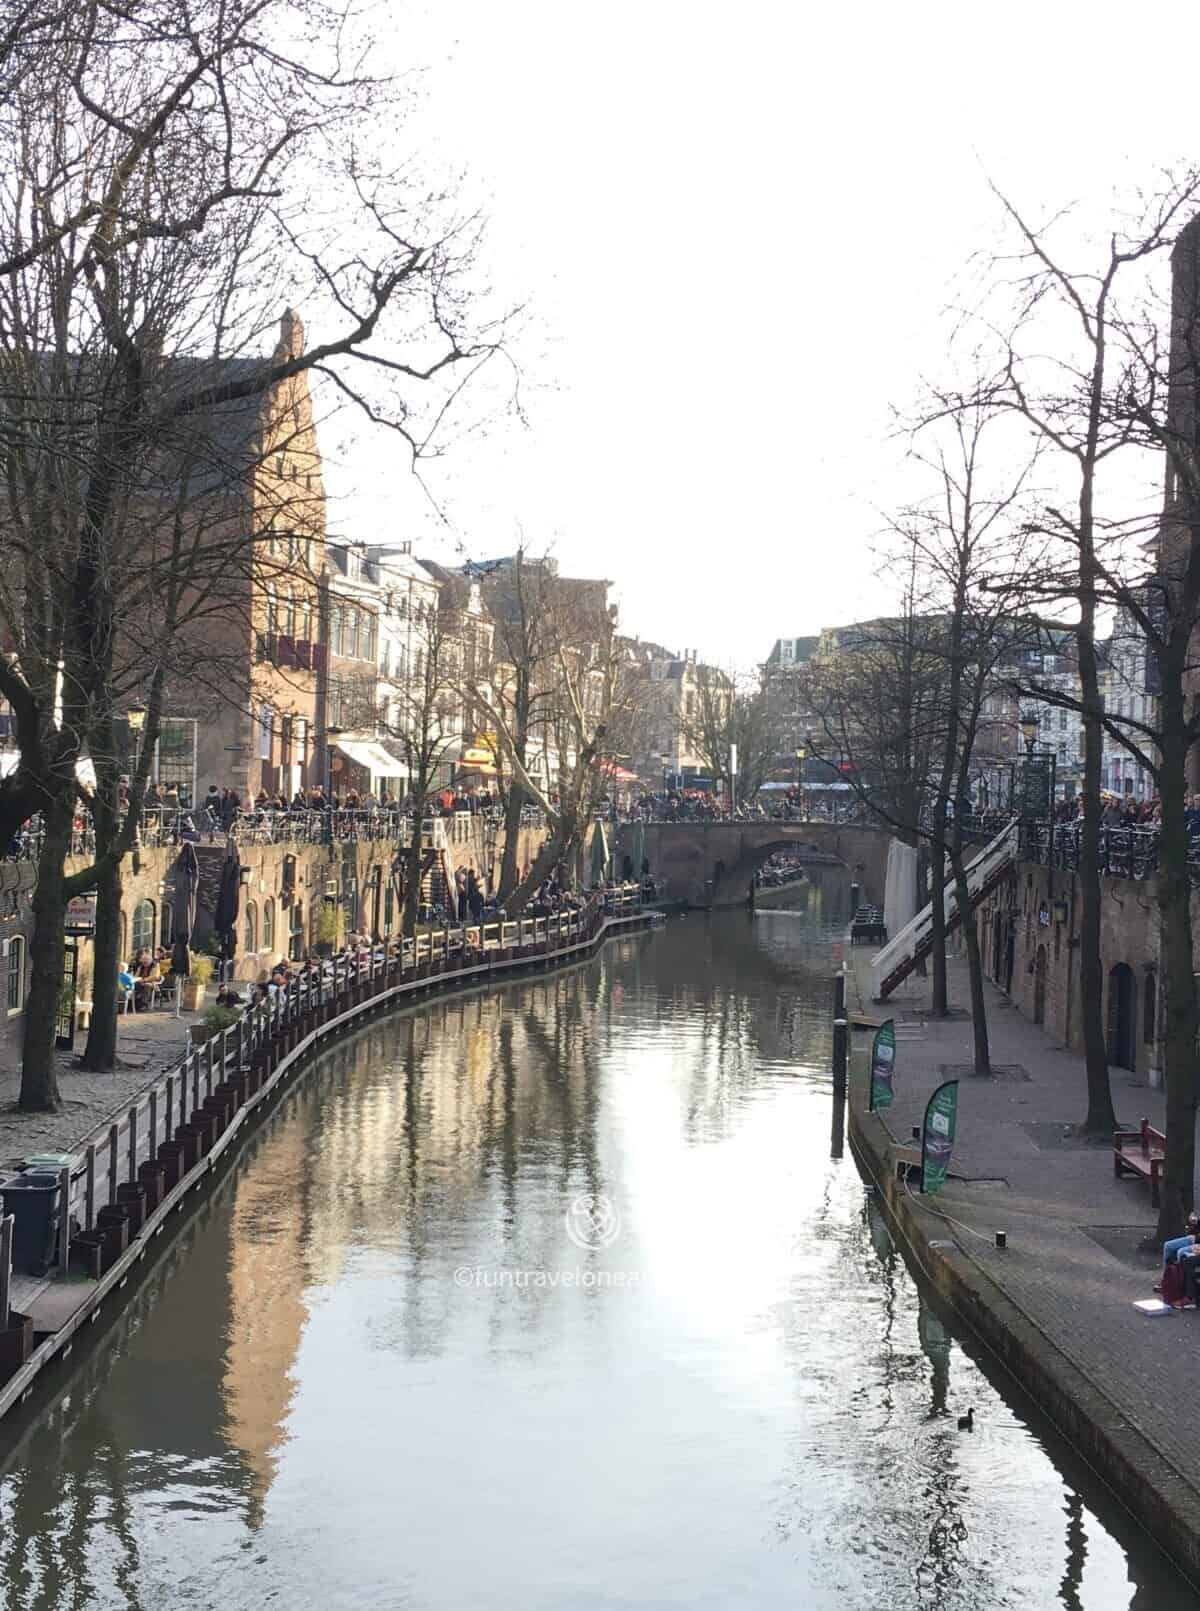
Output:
top-left (133, 949), bottom-right (162, 1010)
top-left (1161, 1213), bottom-right (1199, 1276)
top-left (118, 966), bottom-right (135, 1010)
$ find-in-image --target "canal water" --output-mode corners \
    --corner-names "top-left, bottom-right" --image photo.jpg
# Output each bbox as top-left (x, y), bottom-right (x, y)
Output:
top-left (0, 907), bottom-right (1191, 1609)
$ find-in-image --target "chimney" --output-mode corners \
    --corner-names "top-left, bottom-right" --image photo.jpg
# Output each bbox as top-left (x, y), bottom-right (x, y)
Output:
top-left (278, 307), bottom-right (305, 360)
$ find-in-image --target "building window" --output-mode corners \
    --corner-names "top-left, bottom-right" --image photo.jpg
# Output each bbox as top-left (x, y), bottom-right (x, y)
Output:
top-left (154, 717), bottom-right (198, 807)
top-left (331, 604), bottom-right (344, 657)
top-left (132, 899), bottom-right (156, 956)
top-left (364, 614), bottom-right (377, 663)
top-left (263, 898), bottom-right (275, 954)
top-left (289, 901), bottom-right (304, 961)
top-left (6, 937), bottom-right (24, 1014)
top-left (258, 705), bottom-right (273, 761)
top-left (245, 901), bottom-right (258, 954)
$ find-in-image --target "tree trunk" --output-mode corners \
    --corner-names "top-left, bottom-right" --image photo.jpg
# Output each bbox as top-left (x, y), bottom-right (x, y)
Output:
top-left (80, 855), bottom-right (122, 1071)
top-left (1076, 697), bottom-right (1117, 1133)
top-left (1155, 722), bottom-right (1196, 1239)
top-left (498, 780), bottom-right (523, 901)
top-left (928, 812), bottom-right (949, 1015)
top-left (401, 813), bottom-right (423, 939)
top-left (18, 795), bottom-right (73, 1111)
top-left (949, 845), bottom-right (991, 1075)
top-left (505, 816), bottom-right (575, 916)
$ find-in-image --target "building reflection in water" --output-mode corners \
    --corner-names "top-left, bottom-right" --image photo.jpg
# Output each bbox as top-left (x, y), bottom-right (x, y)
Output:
top-left (0, 916), bottom-right (1191, 1609)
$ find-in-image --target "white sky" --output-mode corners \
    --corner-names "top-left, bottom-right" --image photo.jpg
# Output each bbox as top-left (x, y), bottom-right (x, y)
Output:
top-left (318, 0), bottom-right (1200, 669)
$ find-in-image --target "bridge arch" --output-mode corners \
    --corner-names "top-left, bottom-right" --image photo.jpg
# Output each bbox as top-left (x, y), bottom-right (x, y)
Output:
top-left (710, 838), bottom-right (851, 909)
top-left (614, 821), bottom-right (889, 911)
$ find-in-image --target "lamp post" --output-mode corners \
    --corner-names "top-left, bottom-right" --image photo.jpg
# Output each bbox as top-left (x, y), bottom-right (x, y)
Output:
top-left (1016, 709), bottom-right (1055, 821)
top-left (324, 724), bottom-right (342, 844)
top-left (660, 752), bottom-right (670, 795)
top-left (126, 701), bottom-right (146, 771)
top-left (794, 742), bottom-right (807, 819)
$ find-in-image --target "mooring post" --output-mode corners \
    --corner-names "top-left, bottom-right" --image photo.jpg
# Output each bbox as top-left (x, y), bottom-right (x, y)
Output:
top-left (0, 1214), bottom-right (13, 1324)
top-left (833, 970), bottom-right (846, 1022)
top-left (57, 1165), bottom-right (70, 1274)
top-left (832, 1016), bottom-right (848, 1100)
top-left (127, 1105), bottom-right (137, 1182)
top-left (108, 1124), bottom-right (119, 1205)
top-left (830, 1082), bottom-right (846, 1161)
top-left (85, 1144), bottom-right (96, 1231)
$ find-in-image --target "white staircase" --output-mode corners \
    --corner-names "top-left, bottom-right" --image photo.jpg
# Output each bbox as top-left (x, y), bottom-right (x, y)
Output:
top-left (870, 820), bottom-right (1019, 1000)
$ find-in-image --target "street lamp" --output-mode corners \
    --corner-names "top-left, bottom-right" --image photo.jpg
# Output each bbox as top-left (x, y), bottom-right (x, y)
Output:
top-left (324, 724), bottom-right (342, 842)
top-left (660, 751), bottom-right (671, 793)
top-left (794, 743), bottom-right (807, 820)
top-left (126, 701), bottom-right (147, 778)
top-left (1015, 709), bottom-right (1055, 821)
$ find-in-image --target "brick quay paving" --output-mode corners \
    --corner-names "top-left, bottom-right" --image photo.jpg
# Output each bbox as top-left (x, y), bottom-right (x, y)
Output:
top-left (0, 1007), bottom-right (201, 1165)
top-left (845, 946), bottom-right (1200, 1575)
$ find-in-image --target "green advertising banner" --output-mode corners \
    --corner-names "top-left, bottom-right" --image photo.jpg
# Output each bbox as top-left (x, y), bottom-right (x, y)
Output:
top-left (869, 1019), bottom-right (896, 1111)
top-left (920, 1079), bottom-right (959, 1195)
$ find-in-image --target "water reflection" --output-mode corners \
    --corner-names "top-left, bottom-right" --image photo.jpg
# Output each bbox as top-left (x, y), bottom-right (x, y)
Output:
top-left (0, 912), bottom-right (1191, 1609)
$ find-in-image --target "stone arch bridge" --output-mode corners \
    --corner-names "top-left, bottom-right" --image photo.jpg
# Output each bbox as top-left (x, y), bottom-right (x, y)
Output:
top-left (613, 821), bottom-right (890, 910)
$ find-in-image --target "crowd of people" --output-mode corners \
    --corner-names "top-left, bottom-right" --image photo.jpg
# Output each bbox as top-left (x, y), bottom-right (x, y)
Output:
top-left (1053, 794), bottom-right (1162, 828)
top-left (611, 787), bottom-right (860, 825)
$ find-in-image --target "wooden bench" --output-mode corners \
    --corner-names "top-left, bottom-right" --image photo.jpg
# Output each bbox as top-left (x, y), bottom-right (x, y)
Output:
top-left (1114, 1117), bottom-right (1165, 1207)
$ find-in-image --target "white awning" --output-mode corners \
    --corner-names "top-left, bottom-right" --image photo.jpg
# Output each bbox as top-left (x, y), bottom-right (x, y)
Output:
top-left (0, 748), bottom-right (96, 786)
top-left (333, 738), bottom-right (407, 781)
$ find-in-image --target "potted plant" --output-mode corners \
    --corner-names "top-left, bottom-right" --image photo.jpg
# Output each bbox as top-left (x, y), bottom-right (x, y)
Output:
top-left (189, 1002), bottom-right (240, 1044)
top-left (314, 901), bottom-right (340, 958)
top-left (181, 953), bottom-right (214, 1013)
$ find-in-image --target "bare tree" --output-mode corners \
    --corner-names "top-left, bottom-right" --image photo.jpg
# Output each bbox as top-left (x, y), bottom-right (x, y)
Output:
top-left (679, 668), bottom-right (778, 806)
top-left (478, 552), bottom-right (560, 900)
top-left (0, 0), bottom-right (507, 1108)
top-left (467, 594), bottom-right (640, 912)
top-left (381, 599), bottom-right (462, 936)
top-left (974, 174), bottom-right (1200, 1138)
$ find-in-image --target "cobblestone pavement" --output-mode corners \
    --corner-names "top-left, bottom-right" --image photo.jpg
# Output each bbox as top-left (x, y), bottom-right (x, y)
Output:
top-left (0, 1006), bottom-right (202, 1165)
top-left (844, 947), bottom-right (1200, 1500)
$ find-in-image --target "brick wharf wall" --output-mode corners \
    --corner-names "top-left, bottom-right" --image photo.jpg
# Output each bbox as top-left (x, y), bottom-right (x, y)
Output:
top-left (974, 862), bottom-right (1163, 1077)
top-left (0, 821), bottom-right (547, 1070)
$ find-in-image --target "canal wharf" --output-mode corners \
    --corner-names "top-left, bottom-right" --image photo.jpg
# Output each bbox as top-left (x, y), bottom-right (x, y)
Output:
top-left (0, 888), bottom-right (655, 1425)
top-left (843, 944), bottom-right (1200, 1593)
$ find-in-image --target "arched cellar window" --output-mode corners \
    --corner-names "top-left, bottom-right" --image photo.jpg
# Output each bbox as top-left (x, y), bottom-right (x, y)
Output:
top-left (132, 899), bottom-right (156, 956)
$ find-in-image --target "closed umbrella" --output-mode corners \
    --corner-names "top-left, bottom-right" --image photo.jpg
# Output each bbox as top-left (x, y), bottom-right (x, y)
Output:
top-left (214, 845), bottom-right (242, 982)
top-left (630, 820), bottom-right (645, 884)
top-left (590, 821), bottom-right (609, 887)
top-left (169, 842), bottom-right (199, 1016)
